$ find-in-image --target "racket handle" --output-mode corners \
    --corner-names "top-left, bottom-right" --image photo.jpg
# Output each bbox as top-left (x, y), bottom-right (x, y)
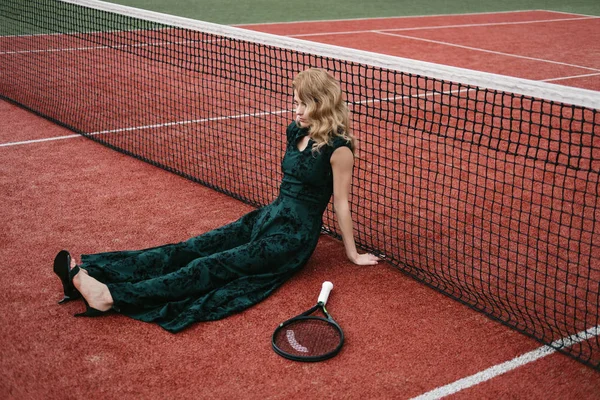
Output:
top-left (318, 281), bottom-right (334, 305)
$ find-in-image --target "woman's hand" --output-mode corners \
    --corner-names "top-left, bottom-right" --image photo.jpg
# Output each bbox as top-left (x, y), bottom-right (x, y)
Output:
top-left (349, 252), bottom-right (381, 266)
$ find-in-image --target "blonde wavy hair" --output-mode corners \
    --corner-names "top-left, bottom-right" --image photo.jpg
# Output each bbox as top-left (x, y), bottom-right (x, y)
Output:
top-left (293, 68), bottom-right (356, 153)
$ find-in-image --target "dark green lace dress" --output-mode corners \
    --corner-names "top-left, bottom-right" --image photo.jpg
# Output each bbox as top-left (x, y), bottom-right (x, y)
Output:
top-left (80, 122), bottom-right (352, 332)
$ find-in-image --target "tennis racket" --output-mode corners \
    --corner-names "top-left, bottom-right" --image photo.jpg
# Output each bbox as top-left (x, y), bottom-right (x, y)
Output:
top-left (272, 281), bottom-right (344, 362)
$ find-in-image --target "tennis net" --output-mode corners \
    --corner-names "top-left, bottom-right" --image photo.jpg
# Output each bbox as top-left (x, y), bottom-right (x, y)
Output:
top-left (1, 0), bottom-right (599, 369)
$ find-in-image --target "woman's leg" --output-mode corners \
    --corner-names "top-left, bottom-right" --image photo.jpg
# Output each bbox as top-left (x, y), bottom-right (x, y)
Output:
top-left (107, 233), bottom-right (304, 311)
top-left (68, 210), bottom-right (263, 313)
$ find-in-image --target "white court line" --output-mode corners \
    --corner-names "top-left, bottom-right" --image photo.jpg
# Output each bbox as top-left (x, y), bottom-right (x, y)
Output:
top-left (542, 9), bottom-right (600, 18)
top-left (0, 134), bottom-right (82, 147)
top-left (90, 108), bottom-right (292, 135)
top-left (544, 72), bottom-right (600, 82)
top-left (3, 16), bottom-right (595, 57)
top-left (234, 10), bottom-right (585, 26)
top-left (0, 109), bottom-right (291, 147)
top-left (411, 325), bottom-right (600, 400)
top-left (0, 87), bottom-right (472, 148)
top-left (286, 16), bottom-right (597, 38)
top-left (374, 31), bottom-right (600, 72)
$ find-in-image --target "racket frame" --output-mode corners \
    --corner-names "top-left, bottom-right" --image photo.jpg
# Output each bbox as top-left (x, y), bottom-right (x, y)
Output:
top-left (271, 301), bottom-right (345, 362)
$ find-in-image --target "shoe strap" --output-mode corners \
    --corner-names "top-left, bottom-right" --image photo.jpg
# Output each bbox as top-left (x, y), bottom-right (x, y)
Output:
top-left (69, 265), bottom-right (81, 280)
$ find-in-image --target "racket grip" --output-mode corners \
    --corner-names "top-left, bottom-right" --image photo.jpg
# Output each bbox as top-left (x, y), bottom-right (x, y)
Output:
top-left (318, 281), bottom-right (334, 305)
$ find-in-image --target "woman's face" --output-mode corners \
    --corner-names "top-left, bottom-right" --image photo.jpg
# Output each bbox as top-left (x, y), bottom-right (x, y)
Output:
top-left (294, 91), bottom-right (310, 128)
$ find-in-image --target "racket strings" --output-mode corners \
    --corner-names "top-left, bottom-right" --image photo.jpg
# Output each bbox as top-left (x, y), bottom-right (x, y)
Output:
top-left (273, 319), bottom-right (342, 358)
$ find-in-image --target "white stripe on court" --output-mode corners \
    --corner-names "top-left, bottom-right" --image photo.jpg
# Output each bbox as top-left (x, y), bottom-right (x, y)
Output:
top-left (411, 325), bottom-right (600, 400)
top-left (0, 87), bottom-right (472, 147)
top-left (378, 16), bottom-right (598, 32)
top-left (286, 16), bottom-right (597, 38)
top-left (544, 72), bottom-right (600, 82)
top-left (373, 31), bottom-right (600, 73)
top-left (234, 10), bottom-right (585, 27)
top-left (0, 109), bottom-right (291, 147)
top-left (0, 134), bottom-right (82, 147)
top-left (89, 108), bottom-right (292, 135)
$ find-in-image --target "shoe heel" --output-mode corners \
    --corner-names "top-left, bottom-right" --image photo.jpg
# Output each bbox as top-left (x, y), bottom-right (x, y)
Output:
top-left (58, 294), bottom-right (80, 304)
top-left (53, 250), bottom-right (81, 304)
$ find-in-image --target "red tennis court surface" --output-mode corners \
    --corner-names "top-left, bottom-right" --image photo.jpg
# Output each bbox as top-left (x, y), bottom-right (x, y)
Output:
top-left (1, 10), bottom-right (599, 400)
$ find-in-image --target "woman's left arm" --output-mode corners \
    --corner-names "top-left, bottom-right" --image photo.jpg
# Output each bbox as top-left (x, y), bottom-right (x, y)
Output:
top-left (331, 147), bottom-right (380, 266)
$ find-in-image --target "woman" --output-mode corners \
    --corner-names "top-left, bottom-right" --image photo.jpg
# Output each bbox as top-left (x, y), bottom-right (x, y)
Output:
top-left (53, 68), bottom-right (380, 333)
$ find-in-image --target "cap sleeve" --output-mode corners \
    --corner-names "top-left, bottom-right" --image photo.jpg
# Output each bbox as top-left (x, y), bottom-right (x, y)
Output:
top-left (327, 135), bottom-right (353, 163)
top-left (331, 135), bottom-right (353, 152)
top-left (286, 122), bottom-right (297, 145)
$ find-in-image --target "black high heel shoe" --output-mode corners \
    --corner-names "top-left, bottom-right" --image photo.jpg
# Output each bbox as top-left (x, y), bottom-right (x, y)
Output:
top-left (70, 266), bottom-right (113, 317)
top-left (53, 250), bottom-right (81, 304)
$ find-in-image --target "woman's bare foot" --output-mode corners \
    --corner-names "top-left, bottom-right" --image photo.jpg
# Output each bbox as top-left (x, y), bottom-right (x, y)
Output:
top-left (73, 271), bottom-right (113, 312)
